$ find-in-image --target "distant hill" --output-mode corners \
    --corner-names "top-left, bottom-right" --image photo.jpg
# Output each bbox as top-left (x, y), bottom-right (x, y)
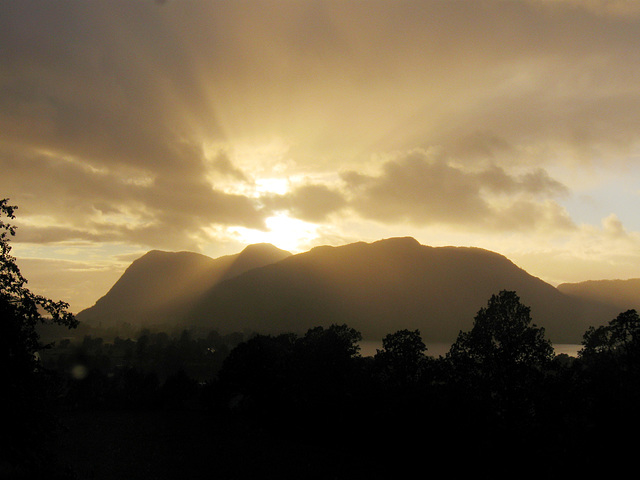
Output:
top-left (184, 237), bottom-right (617, 344)
top-left (557, 279), bottom-right (640, 314)
top-left (75, 243), bottom-right (292, 328)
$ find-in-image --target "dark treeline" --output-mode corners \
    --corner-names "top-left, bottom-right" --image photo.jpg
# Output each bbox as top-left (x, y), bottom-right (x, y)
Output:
top-left (22, 291), bottom-right (640, 479)
top-left (36, 326), bottom-right (245, 411)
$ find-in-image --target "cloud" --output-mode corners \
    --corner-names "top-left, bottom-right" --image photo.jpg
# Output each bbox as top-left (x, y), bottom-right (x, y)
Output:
top-left (340, 149), bottom-right (574, 232)
top-left (208, 151), bottom-right (250, 183)
top-left (261, 183), bottom-right (348, 223)
top-left (531, 0), bottom-right (640, 16)
top-left (3, 0), bottom-right (640, 175)
top-left (602, 213), bottom-right (627, 238)
top-left (15, 256), bottom-right (127, 313)
top-left (0, 144), bottom-right (266, 251)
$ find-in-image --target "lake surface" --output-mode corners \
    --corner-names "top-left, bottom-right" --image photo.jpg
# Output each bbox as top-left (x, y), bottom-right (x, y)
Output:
top-left (359, 340), bottom-right (582, 358)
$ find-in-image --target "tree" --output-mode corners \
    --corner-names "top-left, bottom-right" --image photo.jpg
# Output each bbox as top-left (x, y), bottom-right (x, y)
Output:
top-left (295, 324), bottom-right (362, 364)
top-left (217, 332), bottom-right (297, 401)
top-left (446, 290), bottom-right (554, 435)
top-left (448, 290), bottom-right (553, 370)
top-left (577, 309), bottom-right (640, 446)
top-left (1, 199), bottom-right (77, 361)
top-left (0, 199), bottom-right (78, 476)
top-left (374, 329), bottom-right (427, 385)
top-left (580, 309), bottom-right (640, 361)
top-left (288, 324), bottom-right (362, 399)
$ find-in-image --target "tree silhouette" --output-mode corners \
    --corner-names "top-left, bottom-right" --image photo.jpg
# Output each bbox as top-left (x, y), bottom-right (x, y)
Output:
top-left (446, 290), bottom-right (554, 456)
top-left (577, 309), bottom-right (640, 458)
top-left (580, 309), bottom-right (640, 360)
top-left (217, 332), bottom-right (297, 403)
top-left (1, 199), bottom-right (78, 477)
top-left (448, 290), bottom-right (553, 370)
top-left (374, 329), bottom-right (427, 386)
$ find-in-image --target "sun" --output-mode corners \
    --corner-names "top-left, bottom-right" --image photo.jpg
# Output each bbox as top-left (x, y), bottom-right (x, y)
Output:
top-left (229, 214), bottom-right (319, 253)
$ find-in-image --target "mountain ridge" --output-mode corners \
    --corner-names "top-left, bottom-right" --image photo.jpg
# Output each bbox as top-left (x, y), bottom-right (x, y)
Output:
top-left (183, 237), bottom-right (619, 343)
top-left (77, 237), bottom-right (629, 343)
top-left (76, 243), bottom-right (292, 327)
top-left (558, 278), bottom-right (640, 313)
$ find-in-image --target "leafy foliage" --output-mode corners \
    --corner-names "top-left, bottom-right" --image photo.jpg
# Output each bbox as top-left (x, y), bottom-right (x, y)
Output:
top-left (577, 309), bottom-right (640, 455)
top-left (444, 290), bottom-right (555, 451)
top-left (1, 199), bottom-right (78, 360)
top-left (374, 329), bottom-right (427, 385)
top-left (448, 290), bottom-right (553, 369)
top-left (580, 309), bottom-right (640, 360)
top-left (1, 198), bottom-right (78, 477)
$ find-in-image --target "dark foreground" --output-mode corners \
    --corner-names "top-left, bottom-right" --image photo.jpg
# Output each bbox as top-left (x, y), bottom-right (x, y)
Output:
top-left (56, 408), bottom-right (426, 480)
top-left (53, 403), bottom-right (632, 480)
top-left (57, 409), bottom-right (338, 480)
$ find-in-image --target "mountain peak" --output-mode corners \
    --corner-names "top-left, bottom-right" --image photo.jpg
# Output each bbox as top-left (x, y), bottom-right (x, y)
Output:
top-left (240, 243), bottom-right (291, 257)
top-left (219, 243), bottom-right (292, 281)
top-left (77, 238), bottom-right (622, 343)
top-left (186, 238), bottom-right (616, 343)
top-left (372, 236), bottom-right (421, 249)
top-left (76, 244), bottom-right (291, 326)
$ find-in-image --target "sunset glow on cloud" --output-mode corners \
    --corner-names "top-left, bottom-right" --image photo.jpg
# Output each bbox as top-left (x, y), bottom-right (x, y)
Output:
top-left (2, 0), bottom-right (640, 312)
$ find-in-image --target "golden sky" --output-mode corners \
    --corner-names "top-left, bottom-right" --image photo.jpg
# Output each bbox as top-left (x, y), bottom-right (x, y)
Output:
top-left (2, 0), bottom-right (640, 313)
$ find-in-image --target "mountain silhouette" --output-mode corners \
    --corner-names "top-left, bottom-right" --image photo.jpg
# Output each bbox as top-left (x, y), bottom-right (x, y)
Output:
top-left (557, 278), bottom-right (640, 313)
top-left (77, 237), bottom-right (622, 343)
top-left (184, 237), bottom-right (618, 344)
top-left (75, 243), bottom-right (291, 328)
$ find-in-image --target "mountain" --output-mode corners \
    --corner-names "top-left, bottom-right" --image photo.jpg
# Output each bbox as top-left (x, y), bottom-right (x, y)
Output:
top-left (184, 237), bottom-right (618, 344)
top-left (75, 243), bottom-right (292, 328)
top-left (557, 279), bottom-right (640, 313)
top-left (77, 237), bottom-right (621, 344)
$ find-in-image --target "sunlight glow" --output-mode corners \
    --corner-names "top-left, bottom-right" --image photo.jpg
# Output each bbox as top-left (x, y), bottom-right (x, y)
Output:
top-left (254, 178), bottom-right (290, 196)
top-left (228, 214), bottom-right (319, 252)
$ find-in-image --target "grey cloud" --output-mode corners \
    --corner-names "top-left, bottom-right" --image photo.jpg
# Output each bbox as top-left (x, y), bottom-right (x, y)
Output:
top-left (343, 151), bottom-right (490, 225)
top-left (489, 199), bottom-right (576, 232)
top-left (3, 0), bottom-right (640, 169)
top-left (14, 226), bottom-right (110, 245)
top-left (0, 145), bottom-right (266, 249)
top-left (476, 165), bottom-right (569, 197)
top-left (262, 184), bottom-right (348, 223)
top-left (209, 151), bottom-right (250, 182)
top-left (0, 1), bottom-right (221, 174)
top-left (530, 0), bottom-right (640, 17)
top-left (340, 150), bottom-right (575, 232)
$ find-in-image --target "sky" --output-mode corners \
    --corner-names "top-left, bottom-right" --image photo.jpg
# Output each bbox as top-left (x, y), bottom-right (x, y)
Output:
top-left (2, 0), bottom-right (640, 314)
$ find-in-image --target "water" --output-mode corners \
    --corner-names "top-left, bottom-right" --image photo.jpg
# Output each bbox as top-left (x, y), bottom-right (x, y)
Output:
top-left (359, 340), bottom-right (582, 358)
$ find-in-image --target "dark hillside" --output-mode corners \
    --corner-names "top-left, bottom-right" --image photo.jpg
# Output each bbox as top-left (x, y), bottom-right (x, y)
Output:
top-left (558, 278), bottom-right (640, 313)
top-left (76, 244), bottom-right (291, 328)
top-left (187, 237), bottom-right (616, 343)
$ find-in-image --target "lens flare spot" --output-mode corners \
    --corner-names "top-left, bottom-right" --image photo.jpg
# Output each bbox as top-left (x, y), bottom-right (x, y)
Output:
top-left (71, 364), bottom-right (89, 380)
